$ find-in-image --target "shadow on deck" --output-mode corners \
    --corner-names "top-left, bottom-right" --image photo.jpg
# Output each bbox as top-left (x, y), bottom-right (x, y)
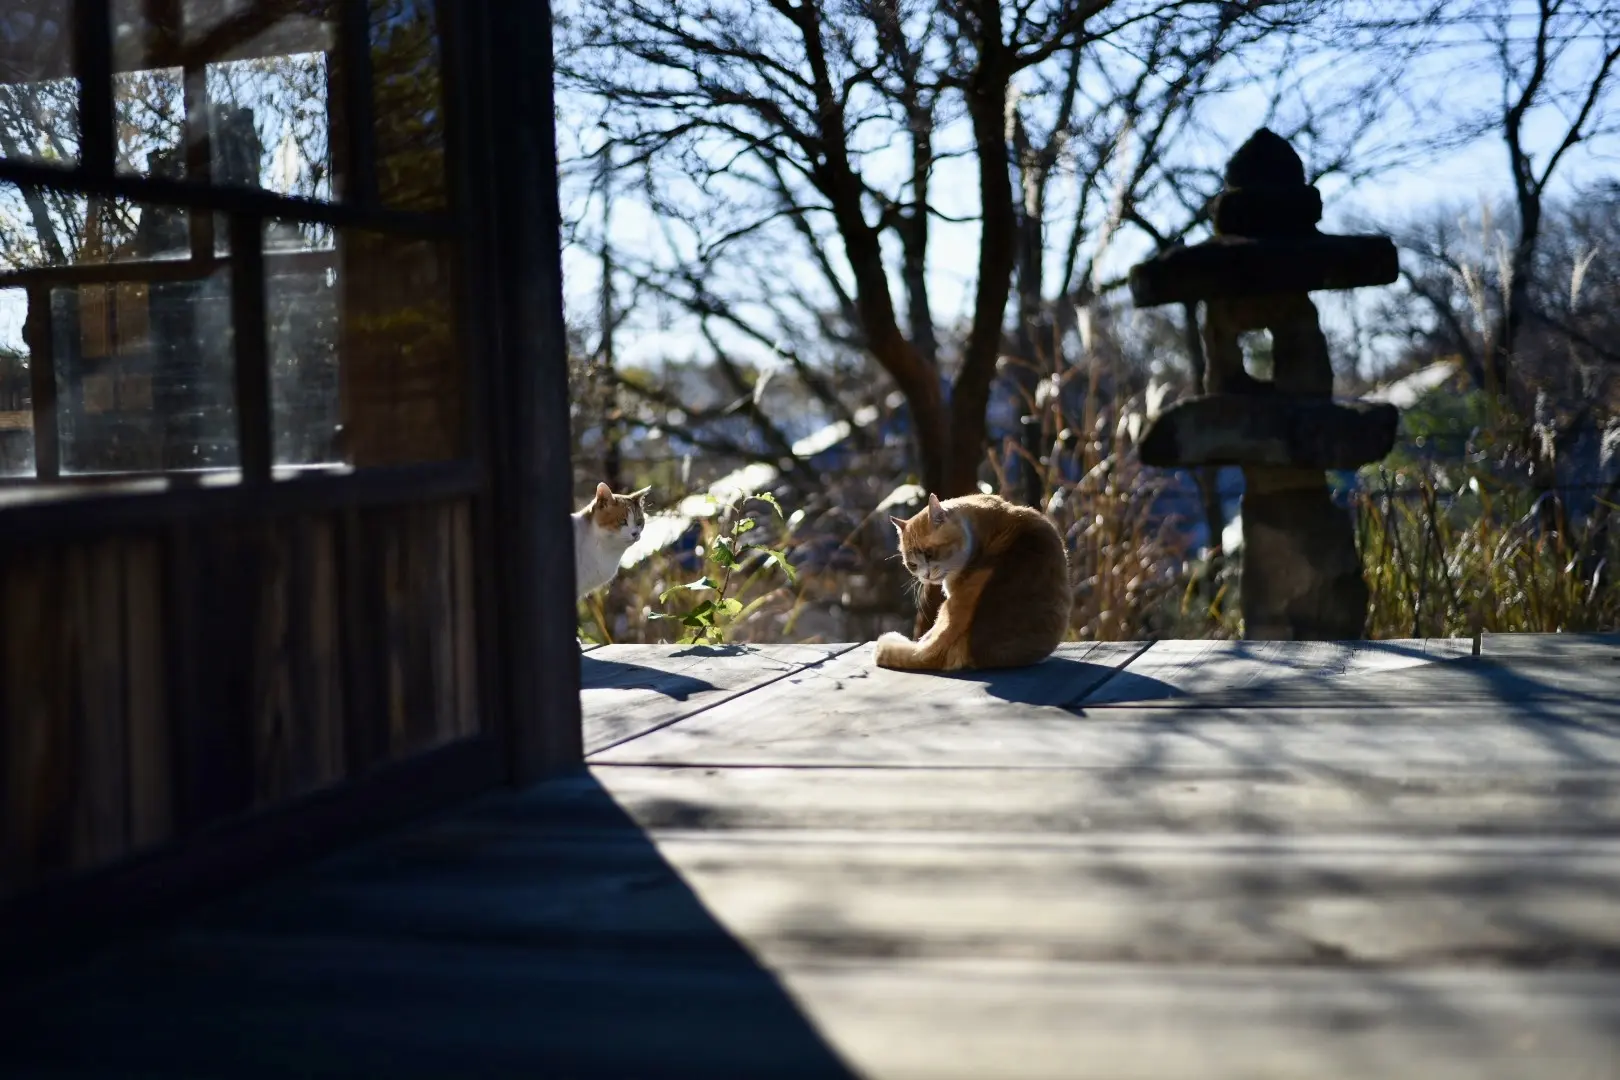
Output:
top-left (0, 769), bottom-right (859, 1079)
top-left (5, 635), bottom-right (1620, 1079)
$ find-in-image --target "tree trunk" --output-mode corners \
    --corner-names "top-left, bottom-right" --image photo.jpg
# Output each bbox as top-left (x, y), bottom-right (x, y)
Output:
top-left (1011, 269), bottom-right (1049, 511)
top-left (1500, 164), bottom-right (1555, 532)
top-left (947, 377), bottom-right (993, 498)
top-left (1489, 212), bottom-right (1539, 408)
top-left (915, 41), bottom-right (1019, 632)
top-left (1012, 333), bottom-right (1047, 509)
top-left (947, 54), bottom-right (1018, 503)
top-left (868, 332), bottom-right (948, 493)
top-left (1011, 112), bottom-right (1049, 509)
top-left (901, 109), bottom-right (939, 369)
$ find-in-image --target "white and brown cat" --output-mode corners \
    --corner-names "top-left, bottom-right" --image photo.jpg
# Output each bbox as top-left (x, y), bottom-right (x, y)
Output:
top-left (574, 482), bottom-right (651, 601)
top-left (877, 492), bottom-right (1070, 671)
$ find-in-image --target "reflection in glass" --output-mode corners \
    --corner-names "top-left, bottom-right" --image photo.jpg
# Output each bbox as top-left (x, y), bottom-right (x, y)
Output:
top-left (109, 0), bottom-right (336, 202)
top-left (332, 226), bottom-right (459, 466)
top-left (370, 0), bottom-right (445, 210)
top-left (1, 179), bottom-right (462, 480)
top-left (264, 219), bottom-right (458, 468)
top-left (2, 1), bottom-right (449, 212)
top-left (0, 0), bottom-right (463, 482)
top-left (55, 266), bottom-right (236, 474)
top-left (266, 219), bottom-right (340, 466)
top-left (0, 183), bottom-right (192, 269)
top-left (0, 288), bottom-right (34, 476)
top-left (112, 65), bottom-right (184, 179)
top-left (0, 0), bottom-right (79, 166)
top-left (0, 181), bottom-right (240, 477)
top-left (108, 0), bottom-right (184, 181)
top-left (209, 56), bottom-right (332, 200)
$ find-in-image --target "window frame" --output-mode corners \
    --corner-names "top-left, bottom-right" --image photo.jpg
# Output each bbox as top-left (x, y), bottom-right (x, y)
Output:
top-left (0, 0), bottom-right (583, 971)
top-left (0, 0), bottom-right (585, 781)
top-left (0, 0), bottom-right (485, 537)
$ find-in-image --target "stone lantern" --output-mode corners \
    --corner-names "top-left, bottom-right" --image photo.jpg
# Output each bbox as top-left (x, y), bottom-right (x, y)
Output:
top-left (1128, 128), bottom-right (1401, 640)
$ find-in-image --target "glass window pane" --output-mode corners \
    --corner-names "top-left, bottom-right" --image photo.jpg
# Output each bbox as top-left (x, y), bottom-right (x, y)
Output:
top-left (110, 0), bottom-right (338, 203)
top-left (0, 288), bottom-right (35, 477)
top-left (369, 0), bottom-right (445, 210)
top-left (0, 0), bottom-right (80, 167)
top-left (102, 1), bottom-right (450, 210)
top-left (2, 178), bottom-right (465, 483)
top-left (266, 218), bottom-right (339, 467)
top-left (1, 181), bottom-right (237, 477)
top-left (54, 266), bottom-right (235, 474)
top-left (112, 65), bottom-right (184, 180)
top-left (268, 216), bottom-right (460, 469)
top-left (0, 182), bottom-right (194, 269)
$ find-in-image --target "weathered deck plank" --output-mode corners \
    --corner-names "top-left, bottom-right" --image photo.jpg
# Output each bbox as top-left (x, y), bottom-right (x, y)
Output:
top-left (1098, 636), bottom-right (1620, 709)
top-left (769, 960), bottom-right (1620, 1080)
top-left (593, 697), bottom-right (1620, 773)
top-left (1, 934), bottom-right (858, 1080)
top-left (1480, 632), bottom-right (1620, 661)
top-left (1179, 665), bottom-right (1620, 708)
top-left (1077, 636), bottom-right (1476, 705)
top-left (589, 640), bottom-right (1161, 766)
top-left (580, 641), bottom-right (855, 753)
top-left (4, 633), bottom-right (1619, 1080)
top-left (151, 820), bottom-right (1620, 969)
top-left (554, 765), bottom-right (1620, 837)
top-left (12, 931), bottom-right (1615, 1079)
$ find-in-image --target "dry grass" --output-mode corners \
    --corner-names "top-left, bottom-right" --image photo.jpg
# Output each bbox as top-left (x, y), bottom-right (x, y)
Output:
top-left (580, 365), bottom-right (1231, 645)
top-left (579, 363), bottom-right (1616, 646)
top-left (985, 359), bottom-right (1230, 641)
top-left (578, 191), bottom-right (1620, 644)
top-left (1358, 464), bottom-right (1620, 638)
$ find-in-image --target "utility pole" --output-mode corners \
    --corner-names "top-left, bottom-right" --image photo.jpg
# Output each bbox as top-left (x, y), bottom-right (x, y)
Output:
top-left (597, 128), bottom-right (623, 491)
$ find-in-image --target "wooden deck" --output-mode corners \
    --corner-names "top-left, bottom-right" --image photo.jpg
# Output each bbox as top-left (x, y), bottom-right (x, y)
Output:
top-left (5, 634), bottom-right (1620, 1079)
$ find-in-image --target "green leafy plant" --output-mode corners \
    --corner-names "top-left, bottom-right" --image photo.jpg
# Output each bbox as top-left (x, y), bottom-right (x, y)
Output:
top-left (651, 492), bottom-right (799, 645)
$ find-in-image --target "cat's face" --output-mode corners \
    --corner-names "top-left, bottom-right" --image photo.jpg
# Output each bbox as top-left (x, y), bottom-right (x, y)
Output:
top-left (891, 494), bottom-right (970, 586)
top-left (588, 482), bottom-right (650, 543)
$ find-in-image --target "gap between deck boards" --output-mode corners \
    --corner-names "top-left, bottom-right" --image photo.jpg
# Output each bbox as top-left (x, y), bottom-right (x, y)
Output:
top-left (584, 641), bottom-right (866, 756)
top-left (582, 638), bottom-right (1156, 760)
top-left (582, 635), bottom-right (1619, 770)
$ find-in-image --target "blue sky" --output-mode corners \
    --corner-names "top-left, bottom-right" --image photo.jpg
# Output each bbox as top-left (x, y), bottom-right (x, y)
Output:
top-left (3, 2), bottom-right (1615, 384)
top-left (555, 0), bottom-right (1619, 379)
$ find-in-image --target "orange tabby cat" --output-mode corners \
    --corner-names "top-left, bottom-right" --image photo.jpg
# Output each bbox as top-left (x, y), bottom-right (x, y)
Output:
top-left (877, 492), bottom-right (1071, 671)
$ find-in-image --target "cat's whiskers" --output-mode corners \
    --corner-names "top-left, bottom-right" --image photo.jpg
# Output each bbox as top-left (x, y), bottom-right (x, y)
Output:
top-left (902, 574), bottom-right (923, 605)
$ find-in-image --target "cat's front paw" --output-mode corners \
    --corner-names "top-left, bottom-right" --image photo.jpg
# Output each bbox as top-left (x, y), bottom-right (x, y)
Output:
top-left (874, 631), bottom-right (913, 668)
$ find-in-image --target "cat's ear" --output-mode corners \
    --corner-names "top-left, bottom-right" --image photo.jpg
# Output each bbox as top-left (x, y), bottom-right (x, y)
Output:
top-left (628, 486), bottom-right (651, 502)
top-left (927, 492), bottom-right (947, 527)
top-left (889, 515), bottom-right (908, 532)
top-left (594, 481), bottom-right (613, 503)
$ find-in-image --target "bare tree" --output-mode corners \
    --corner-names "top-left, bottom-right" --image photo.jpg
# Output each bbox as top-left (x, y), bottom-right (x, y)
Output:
top-left (1391, 0), bottom-right (1620, 397)
top-left (1492, 1), bottom-right (1618, 394)
top-left (557, 0), bottom-right (1348, 502)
